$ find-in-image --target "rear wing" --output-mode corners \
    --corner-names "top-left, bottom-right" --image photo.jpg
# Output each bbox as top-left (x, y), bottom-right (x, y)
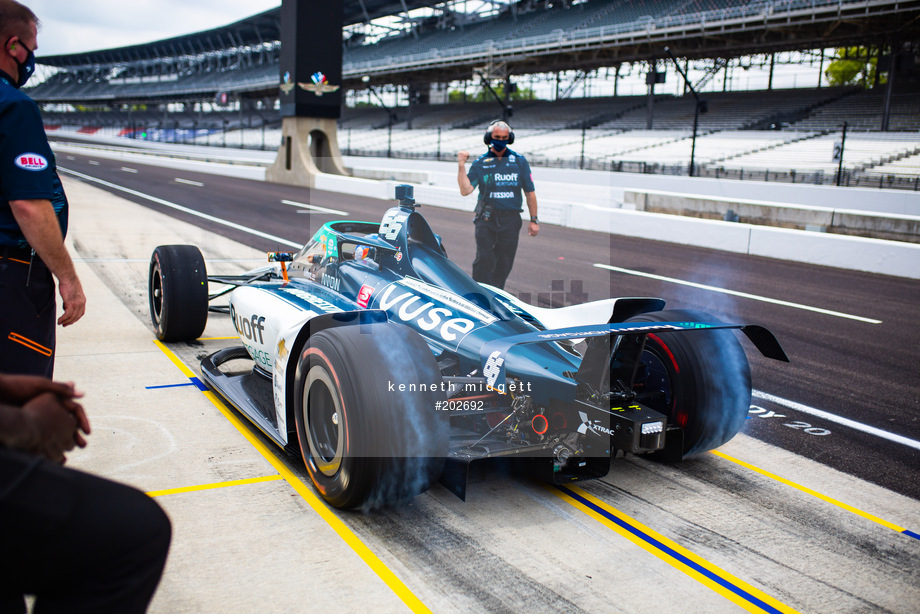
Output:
top-left (479, 321), bottom-right (788, 390)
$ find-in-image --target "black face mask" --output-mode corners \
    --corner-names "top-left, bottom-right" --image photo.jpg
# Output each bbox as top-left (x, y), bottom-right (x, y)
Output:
top-left (15, 42), bottom-right (35, 88)
top-left (6, 39), bottom-right (35, 88)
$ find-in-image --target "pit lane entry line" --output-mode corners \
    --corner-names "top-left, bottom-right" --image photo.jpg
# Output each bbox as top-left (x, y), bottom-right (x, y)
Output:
top-left (552, 485), bottom-right (798, 614)
top-left (593, 264), bottom-right (881, 324)
top-left (60, 168), bottom-right (303, 249)
top-left (146, 475), bottom-right (283, 498)
top-left (711, 451), bottom-right (920, 541)
top-left (152, 339), bottom-right (433, 614)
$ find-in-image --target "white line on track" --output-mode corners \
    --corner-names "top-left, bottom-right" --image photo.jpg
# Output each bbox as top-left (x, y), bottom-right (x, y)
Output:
top-left (593, 263), bottom-right (881, 324)
top-left (60, 168), bottom-right (302, 249)
top-left (72, 258), bottom-right (266, 263)
top-left (57, 174), bottom-right (914, 453)
top-left (282, 199), bottom-right (348, 216)
top-left (753, 390), bottom-right (920, 451)
top-left (174, 177), bottom-right (204, 187)
top-left (88, 160), bottom-right (99, 165)
top-left (121, 167), bottom-right (138, 173)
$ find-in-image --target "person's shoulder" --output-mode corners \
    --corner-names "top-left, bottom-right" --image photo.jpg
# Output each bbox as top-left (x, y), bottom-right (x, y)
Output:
top-left (0, 85), bottom-right (39, 115)
top-left (470, 151), bottom-right (492, 167)
top-left (0, 77), bottom-right (33, 103)
top-left (505, 149), bottom-right (530, 166)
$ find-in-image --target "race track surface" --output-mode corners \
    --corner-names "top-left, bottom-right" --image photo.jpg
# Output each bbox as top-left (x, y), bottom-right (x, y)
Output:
top-left (56, 152), bottom-right (920, 613)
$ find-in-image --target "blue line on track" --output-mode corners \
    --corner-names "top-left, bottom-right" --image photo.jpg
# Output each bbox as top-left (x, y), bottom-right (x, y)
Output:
top-left (902, 530), bottom-right (920, 541)
top-left (146, 377), bottom-right (208, 391)
top-left (146, 382), bottom-right (196, 390)
top-left (557, 486), bottom-right (783, 614)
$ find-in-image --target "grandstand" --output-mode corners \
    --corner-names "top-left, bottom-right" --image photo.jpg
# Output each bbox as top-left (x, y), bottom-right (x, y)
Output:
top-left (29, 0), bottom-right (920, 189)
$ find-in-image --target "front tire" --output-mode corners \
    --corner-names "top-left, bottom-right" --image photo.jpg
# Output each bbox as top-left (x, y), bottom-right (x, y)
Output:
top-left (148, 245), bottom-right (208, 341)
top-left (294, 322), bottom-right (448, 510)
top-left (628, 309), bottom-right (752, 457)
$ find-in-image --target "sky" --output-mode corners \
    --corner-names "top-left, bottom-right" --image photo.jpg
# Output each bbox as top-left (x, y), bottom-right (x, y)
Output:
top-left (25, 0), bottom-right (827, 98)
top-left (27, 0), bottom-right (281, 57)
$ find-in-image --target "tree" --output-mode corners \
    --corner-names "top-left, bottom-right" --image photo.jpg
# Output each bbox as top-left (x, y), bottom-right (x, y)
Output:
top-left (448, 83), bottom-right (537, 103)
top-left (824, 47), bottom-right (885, 88)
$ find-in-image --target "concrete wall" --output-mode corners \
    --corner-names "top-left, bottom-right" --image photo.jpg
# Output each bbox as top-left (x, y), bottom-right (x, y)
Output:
top-left (314, 174), bottom-right (920, 280)
top-left (626, 189), bottom-right (920, 243)
top-left (51, 137), bottom-right (919, 280)
top-left (602, 172), bottom-right (920, 216)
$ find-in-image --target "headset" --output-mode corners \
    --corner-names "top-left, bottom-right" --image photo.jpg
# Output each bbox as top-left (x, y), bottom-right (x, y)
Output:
top-left (483, 119), bottom-right (514, 146)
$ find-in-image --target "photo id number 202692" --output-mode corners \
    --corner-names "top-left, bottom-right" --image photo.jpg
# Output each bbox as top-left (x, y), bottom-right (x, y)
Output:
top-left (436, 400), bottom-right (484, 411)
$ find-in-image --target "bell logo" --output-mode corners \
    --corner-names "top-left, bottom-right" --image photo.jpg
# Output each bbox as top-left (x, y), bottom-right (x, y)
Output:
top-left (15, 153), bottom-right (48, 171)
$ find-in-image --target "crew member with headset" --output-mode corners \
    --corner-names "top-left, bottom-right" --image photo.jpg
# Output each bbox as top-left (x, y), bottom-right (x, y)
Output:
top-left (0, 0), bottom-right (85, 377)
top-left (458, 120), bottom-right (538, 290)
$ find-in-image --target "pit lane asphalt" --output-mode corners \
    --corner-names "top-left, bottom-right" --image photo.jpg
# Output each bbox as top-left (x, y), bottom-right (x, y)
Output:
top-left (56, 151), bottom-right (920, 503)
top-left (55, 172), bottom-right (920, 613)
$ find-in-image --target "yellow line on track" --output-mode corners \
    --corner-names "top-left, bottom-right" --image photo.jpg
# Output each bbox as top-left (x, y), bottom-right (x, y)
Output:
top-left (152, 339), bottom-right (431, 614)
top-left (552, 485), bottom-right (798, 614)
top-left (147, 475), bottom-right (283, 497)
top-left (711, 450), bottom-right (908, 534)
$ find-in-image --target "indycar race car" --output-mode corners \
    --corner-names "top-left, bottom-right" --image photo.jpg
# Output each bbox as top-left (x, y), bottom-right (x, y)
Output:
top-left (148, 185), bottom-right (787, 510)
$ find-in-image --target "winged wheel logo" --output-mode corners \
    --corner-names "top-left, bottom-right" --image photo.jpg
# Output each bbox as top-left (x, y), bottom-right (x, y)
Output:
top-left (298, 72), bottom-right (340, 97)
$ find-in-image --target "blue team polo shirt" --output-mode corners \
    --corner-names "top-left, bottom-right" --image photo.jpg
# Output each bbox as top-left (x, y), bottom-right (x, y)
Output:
top-left (467, 147), bottom-right (535, 212)
top-left (0, 71), bottom-right (68, 248)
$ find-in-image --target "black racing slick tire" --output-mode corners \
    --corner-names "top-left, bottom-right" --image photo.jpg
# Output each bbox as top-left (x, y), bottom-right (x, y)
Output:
top-left (293, 321), bottom-right (449, 510)
top-left (628, 309), bottom-right (752, 457)
top-left (148, 245), bottom-right (209, 342)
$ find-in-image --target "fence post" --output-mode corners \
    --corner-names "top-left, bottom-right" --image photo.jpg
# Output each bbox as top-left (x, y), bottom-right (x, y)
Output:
top-left (835, 121), bottom-right (847, 186)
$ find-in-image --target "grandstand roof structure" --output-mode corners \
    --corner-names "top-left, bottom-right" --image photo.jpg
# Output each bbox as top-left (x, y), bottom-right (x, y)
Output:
top-left (35, 1), bottom-right (443, 69)
top-left (349, 0), bottom-right (920, 86)
top-left (29, 0), bottom-right (920, 104)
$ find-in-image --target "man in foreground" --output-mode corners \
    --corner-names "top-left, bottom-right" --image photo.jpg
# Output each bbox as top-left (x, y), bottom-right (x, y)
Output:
top-left (0, 0), bottom-right (85, 377)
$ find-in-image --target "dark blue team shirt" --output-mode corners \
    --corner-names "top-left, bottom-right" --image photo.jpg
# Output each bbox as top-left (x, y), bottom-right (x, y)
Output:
top-left (0, 72), bottom-right (68, 248)
top-left (467, 148), bottom-right (535, 211)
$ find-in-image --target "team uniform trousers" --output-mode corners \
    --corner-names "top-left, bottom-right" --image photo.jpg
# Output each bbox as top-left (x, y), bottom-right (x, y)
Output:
top-left (0, 248), bottom-right (56, 378)
top-left (466, 147), bottom-right (534, 290)
top-left (0, 448), bottom-right (171, 614)
top-left (472, 209), bottom-right (522, 290)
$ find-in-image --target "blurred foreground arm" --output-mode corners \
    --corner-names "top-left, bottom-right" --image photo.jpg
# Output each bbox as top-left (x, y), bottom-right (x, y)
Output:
top-left (0, 373), bottom-right (89, 462)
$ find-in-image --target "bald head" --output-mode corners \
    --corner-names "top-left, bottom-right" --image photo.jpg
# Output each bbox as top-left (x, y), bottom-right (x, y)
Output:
top-left (0, 0), bottom-right (38, 43)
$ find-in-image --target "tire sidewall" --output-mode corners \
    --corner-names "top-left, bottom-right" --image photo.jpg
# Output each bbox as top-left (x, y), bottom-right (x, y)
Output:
top-left (629, 309), bottom-right (752, 456)
top-left (149, 251), bottom-right (168, 339)
top-left (147, 245), bottom-right (208, 342)
top-left (293, 322), bottom-right (448, 510)
top-left (295, 342), bottom-right (370, 508)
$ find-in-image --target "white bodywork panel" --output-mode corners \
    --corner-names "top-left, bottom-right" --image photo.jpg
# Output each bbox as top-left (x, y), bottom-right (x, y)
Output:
top-left (483, 284), bottom-right (618, 329)
top-left (229, 285), bottom-right (335, 445)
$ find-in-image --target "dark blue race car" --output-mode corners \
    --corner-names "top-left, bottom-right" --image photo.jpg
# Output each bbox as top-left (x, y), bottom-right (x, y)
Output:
top-left (148, 185), bottom-right (787, 510)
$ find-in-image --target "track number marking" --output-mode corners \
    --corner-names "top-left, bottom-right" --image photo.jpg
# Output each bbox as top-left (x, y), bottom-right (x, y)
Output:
top-left (782, 420), bottom-right (831, 436)
top-left (749, 406), bottom-right (786, 419)
top-left (749, 406), bottom-right (832, 436)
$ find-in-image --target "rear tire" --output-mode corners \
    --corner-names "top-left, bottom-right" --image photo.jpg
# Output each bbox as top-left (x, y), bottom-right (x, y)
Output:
top-left (294, 322), bottom-right (448, 510)
top-left (628, 309), bottom-right (752, 457)
top-left (148, 245), bottom-right (208, 341)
